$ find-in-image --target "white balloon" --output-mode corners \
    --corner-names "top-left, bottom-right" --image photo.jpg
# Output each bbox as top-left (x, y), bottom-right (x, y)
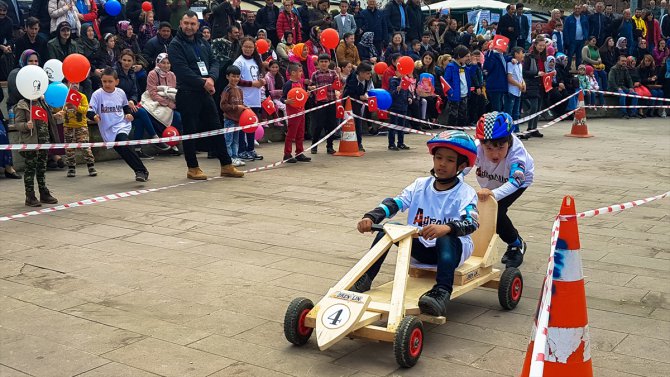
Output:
top-left (16, 65), bottom-right (49, 100)
top-left (43, 59), bottom-right (64, 82)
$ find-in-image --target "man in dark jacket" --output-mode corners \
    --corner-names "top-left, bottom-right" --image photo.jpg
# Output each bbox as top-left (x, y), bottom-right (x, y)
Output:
top-left (211, 0), bottom-right (241, 39)
top-left (498, 4), bottom-right (518, 50)
top-left (309, 0), bottom-right (334, 30)
top-left (384, 0), bottom-right (407, 41)
top-left (564, 4), bottom-right (589, 69)
top-left (589, 2), bottom-right (610, 46)
top-left (14, 17), bottom-right (49, 67)
top-left (168, 11), bottom-right (243, 180)
top-left (298, 0), bottom-right (315, 42)
top-left (516, 3), bottom-right (530, 49)
top-left (256, 0), bottom-right (280, 46)
top-left (360, 0), bottom-right (387, 52)
top-left (405, 0), bottom-right (424, 42)
top-left (5, 0), bottom-right (22, 29)
top-left (142, 22), bottom-right (173, 69)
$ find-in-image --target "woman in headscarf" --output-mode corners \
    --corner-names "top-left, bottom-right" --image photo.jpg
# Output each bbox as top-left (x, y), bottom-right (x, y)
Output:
top-left (276, 31), bottom-right (294, 72)
top-left (143, 53), bottom-right (182, 155)
top-left (357, 31), bottom-right (377, 63)
top-left (616, 37), bottom-right (629, 57)
top-left (79, 24), bottom-right (100, 61)
top-left (201, 26), bottom-right (212, 43)
top-left (257, 29), bottom-right (277, 63)
top-left (288, 42), bottom-right (310, 84)
top-left (304, 26), bottom-right (331, 71)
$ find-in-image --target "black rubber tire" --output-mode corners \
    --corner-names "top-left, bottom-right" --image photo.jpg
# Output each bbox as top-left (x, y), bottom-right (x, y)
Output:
top-left (498, 267), bottom-right (523, 310)
top-left (284, 297), bottom-right (314, 346)
top-left (393, 315), bottom-right (424, 368)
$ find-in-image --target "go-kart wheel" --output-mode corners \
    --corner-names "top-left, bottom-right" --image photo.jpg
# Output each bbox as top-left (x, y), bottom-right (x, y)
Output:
top-left (284, 297), bottom-right (314, 346)
top-left (498, 267), bottom-right (523, 310)
top-left (393, 315), bottom-right (424, 368)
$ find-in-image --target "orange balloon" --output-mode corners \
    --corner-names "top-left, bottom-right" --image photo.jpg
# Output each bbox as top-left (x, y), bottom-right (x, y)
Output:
top-left (320, 28), bottom-right (339, 49)
top-left (374, 62), bottom-right (388, 75)
top-left (396, 56), bottom-right (415, 76)
top-left (62, 54), bottom-right (91, 83)
top-left (240, 108), bottom-right (259, 133)
top-left (288, 87), bottom-right (308, 108)
top-left (256, 38), bottom-right (270, 55)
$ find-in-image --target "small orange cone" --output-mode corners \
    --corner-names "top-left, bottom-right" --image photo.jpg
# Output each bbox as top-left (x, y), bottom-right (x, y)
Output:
top-left (566, 90), bottom-right (593, 138)
top-left (520, 196), bottom-right (592, 377)
top-left (334, 98), bottom-right (364, 157)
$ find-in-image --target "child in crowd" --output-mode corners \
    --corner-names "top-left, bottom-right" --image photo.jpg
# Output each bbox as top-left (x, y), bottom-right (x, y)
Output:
top-left (87, 68), bottom-right (150, 182)
top-left (343, 62), bottom-right (374, 152)
top-left (505, 47), bottom-right (525, 129)
top-left (473, 112), bottom-right (534, 268)
top-left (388, 69), bottom-right (411, 151)
top-left (551, 22), bottom-right (564, 54)
top-left (220, 65), bottom-right (246, 167)
top-left (353, 130), bottom-right (480, 317)
top-left (407, 40), bottom-right (422, 61)
top-left (282, 63), bottom-right (311, 163)
top-left (585, 65), bottom-right (605, 109)
top-left (54, 82), bottom-right (97, 178)
top-left (15, 96), bottom-right (59, 207)
top-left (467, 50), bottom-right (486, 127)
top-left (444, 45), bottom-right (472, 127)
top-left (139, 10), bottom-right (159, 48)
top-left (264, 60), bottom-right (287, 125)
top-left (308, 54), bottom-right (338, 155)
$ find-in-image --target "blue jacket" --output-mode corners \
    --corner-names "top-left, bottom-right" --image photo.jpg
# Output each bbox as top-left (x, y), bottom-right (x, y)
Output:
top-left (564, 14), bottom-right (589, 46)
top-left (389, 77), bottom-right (409, 112)
top-left (360, 8), bottom-right (388, 44)
top-left (482, 50), bottom-right (510, 93)
top-left (552, 30), bottom-right (564, 53)
top-left (444, 61), bottom-right (471, 102)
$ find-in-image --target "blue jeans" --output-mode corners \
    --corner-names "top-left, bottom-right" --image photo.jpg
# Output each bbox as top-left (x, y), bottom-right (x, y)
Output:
top-left (504, 94), bottom-right (521, 124)
top-left (223, 119), bottom-right (239, 158)
top-left (618, 88), bottom-right (638, 116)
top-left (595, 70), bottom-right (608, 91)
top-left (365, 231), bottom-right (463, 291)
top-left (567, 40), bottom-right (584, 69)
top-left (171, 111), bottom-right (183, 132)
top-left (132, 108), bottom-right (159, 140)
top-left (488, 91), bottom-right (505, 112)
top-left (0, 120), bottom-right (13, 167)
top-left (388, 114), bottom-right (405, 147)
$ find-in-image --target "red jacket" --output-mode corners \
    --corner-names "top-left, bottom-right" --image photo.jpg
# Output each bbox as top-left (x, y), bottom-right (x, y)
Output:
top-left (276, 9), bottom-right (302, 42)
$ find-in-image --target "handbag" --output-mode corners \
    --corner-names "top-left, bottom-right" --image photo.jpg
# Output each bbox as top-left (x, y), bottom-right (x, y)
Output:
top-left (633, 85), bottom-right (652, 97)
top-left (140, 91), bottom-right (174, 126)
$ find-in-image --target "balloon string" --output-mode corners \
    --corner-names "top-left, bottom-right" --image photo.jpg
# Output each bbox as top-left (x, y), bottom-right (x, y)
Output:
top-left (29, 100), bottom-right (33, 137)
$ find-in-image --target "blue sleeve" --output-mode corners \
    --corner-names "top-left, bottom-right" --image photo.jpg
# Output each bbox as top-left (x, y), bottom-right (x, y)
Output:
top-left (447, 202), bottom-right (479, 237)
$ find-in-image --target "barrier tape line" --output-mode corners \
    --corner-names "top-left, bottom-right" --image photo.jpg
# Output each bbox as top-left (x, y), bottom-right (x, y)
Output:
top-left (529, 191), bottom-right (670, 376)
top-left (0, 117), bottom-right (349, 223)
top-left (513, 91), bottom-right (578, 124)
top-left (0, 99), bottom-right (339, 151)
top-left (584, 105), bottom-right (670, 109)
top-left (592, 89), bottom-right (670, 102)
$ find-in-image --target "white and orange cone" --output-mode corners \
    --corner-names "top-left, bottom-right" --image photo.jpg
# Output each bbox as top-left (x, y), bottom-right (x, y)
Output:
top-left (566, 90), bottom-right (593, 138)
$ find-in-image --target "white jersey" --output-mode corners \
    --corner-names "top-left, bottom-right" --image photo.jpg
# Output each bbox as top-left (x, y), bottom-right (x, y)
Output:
top-left (233, 56), bottom-right (262, 108)
top-left (88, 88), bottom-right (132, 145)
top-left (394, 176), bottom-right (477, 264)
top-left (475, 135), bottom-right (534, 201)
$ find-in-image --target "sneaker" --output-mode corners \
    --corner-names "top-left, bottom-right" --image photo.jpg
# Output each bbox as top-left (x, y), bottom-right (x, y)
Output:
top-left (295, 154), bottom-right (311, 162)
top-left (232, 158), bottom-right (244, 167)
top-left (358, 144), bottom-right (366, 152)
top-left (518, 133), bottom-right (530, 140)
top-left (240, 152), bottom-right (255, 161)
top-left (67, 167), bottom-right (76, 178)
top-left (661, 110), bottom-right (667, 118)
top-left (388, 145), bottom-right (399, 151)
top-left (56, 159), bottom-right (65, 169)
top-left (153, 140), bottom-right (171, 151)
top-left (398, 144), bottom-right (410, 150)
top-left (135, 149), bottom-right (154, 160)
top-left (87, 165), bottom-right (98, 177)
top-left (351, 274), bottom-right (372, 293)
top-left (135, 171), bottom-right (149, 182)
top-left (169, 146), bottom-right (182, 156)
top-left (418, 286), bottom-right (451, 317)
top-left (326, 147), bottom-right (336, 154)
top-left (311, 147), bottom-right (318, 154)
top-left (284, 154), bottom-right (297, 163)
top-left (501, 239), bottom-right (526, 268)
top-left (623, 114), bottom-right (630, 119)
top-left (532, 130), bottom-right (544, 138)
top-left (250, 150), bottom-right (264, 160)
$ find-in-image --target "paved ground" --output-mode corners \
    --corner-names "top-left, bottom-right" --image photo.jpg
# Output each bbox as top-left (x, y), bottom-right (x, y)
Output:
top-left (0, 116), bottom-right (668, 377)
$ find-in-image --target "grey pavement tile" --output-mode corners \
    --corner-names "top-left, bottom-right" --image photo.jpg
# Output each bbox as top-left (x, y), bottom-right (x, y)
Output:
top-left (419, 333), bottom-right (495, 365)
top-left (102, 337), bottom-right (235, 377)
top-left (388, 356), bottom-right (505, 377)
top-left (613, 334), bottom-right (670, 363)
top-left (7, 287), bottom-right (88, 311)
top-left (332, 341), bottom-right (403, 376)
top-left (0, 259), bottom-right (26, 278)
top-left (649, 308), bottom-right (670, 322)
top-left (0, 364), bottom-right (32, 377)
top-left (591, 350), bottom-right (670, 377)
top-left (194, 259), bottom-right (293, 283)
top-left (584, 281), bottom-right (651, 304)
top-left (182, 308), bottom-right (267, 337)
top-left (124, 232), bottom-right (206, 251)
top-left (207, 362), bottom-right (292, 377)
top-left (432, 322), bottom-right (529, 352)
top-left (625, 275), bottom-right (670, 294)
top-left (471, 346), bottom-right (525, 376)
top-left (588, 308), bottom-right (670, 341)
top-left (75, 362), bottom-right (161, 376)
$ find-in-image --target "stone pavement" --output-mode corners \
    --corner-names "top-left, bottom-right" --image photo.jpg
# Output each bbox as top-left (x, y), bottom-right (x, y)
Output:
top-left (0, 116), bottom-right (668, 377)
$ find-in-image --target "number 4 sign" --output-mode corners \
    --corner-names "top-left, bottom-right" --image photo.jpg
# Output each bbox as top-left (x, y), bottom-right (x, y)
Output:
top-left (315, 289), bottom-right (371, 350)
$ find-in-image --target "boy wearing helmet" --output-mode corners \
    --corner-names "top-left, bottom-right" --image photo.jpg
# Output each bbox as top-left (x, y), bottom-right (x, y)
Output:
top-left (474, 111), bottom-right (534, 268)
top-left (354, 131), bottom-right (480, 317)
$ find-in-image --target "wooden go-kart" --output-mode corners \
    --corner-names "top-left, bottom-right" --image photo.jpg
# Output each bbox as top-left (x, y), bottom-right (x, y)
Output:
top-left (283, 198), bottom-right (523, 367)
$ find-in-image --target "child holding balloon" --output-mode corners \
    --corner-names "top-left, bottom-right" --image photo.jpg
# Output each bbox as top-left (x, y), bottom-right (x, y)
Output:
top-left (388, 69), bottom-right (411, 151)
top-left (281, 63), bottom-right (311, 163)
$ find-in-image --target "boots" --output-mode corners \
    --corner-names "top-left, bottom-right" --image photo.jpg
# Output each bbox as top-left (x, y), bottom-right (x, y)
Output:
top-left (25, 190), bottom-right (41, 207)
top-left (220, 164), bottom-right (244, 178)
top-left (187, 167), bottom-right (207, 180)
top-left (67, 166), bottom-right (76, 178)
top-left (87, 164), bottom-right (98, 177)
top-left (39, 188), bottom-right (58, 204)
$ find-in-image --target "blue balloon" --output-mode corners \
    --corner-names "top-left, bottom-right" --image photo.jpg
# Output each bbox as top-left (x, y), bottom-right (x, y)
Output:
top-left (45, 82), bottom-right (69, 107)
top-left (368, 89), bottom-right (392, 111)
top-left (104, 0), bottom-right (122, 16)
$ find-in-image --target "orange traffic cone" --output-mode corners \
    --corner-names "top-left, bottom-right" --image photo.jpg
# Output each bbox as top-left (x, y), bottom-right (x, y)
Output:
top-left (566, 90), bottom-right (593, 138)
top-left (334, 98), bottom-right (364, 157)
top-left (520, 196), bottom-right (593, 377)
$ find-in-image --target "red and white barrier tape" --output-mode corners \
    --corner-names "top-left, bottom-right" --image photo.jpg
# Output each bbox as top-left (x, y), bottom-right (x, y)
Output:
top-left (530, 191), bottom-right (670, 375)
top-left (584, 105), bottom-right (670, 109)
top-left (513, 91), bottom-right (578, 125)
top-left (351, 113), bottom-right (436, 137)
top-left (0, 118), bottom-right (348, 222)
top-left (517, 109), bottom-right (577, 137)
top-left (592, 89), bottom-right (670, 102)
top-left (0, 99), bottom-right (338, 151)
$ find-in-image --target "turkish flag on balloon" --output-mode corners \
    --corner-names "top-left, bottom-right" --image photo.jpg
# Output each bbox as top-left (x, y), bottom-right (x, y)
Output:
top-left (262, 97), bottom-right (276, 115)
top-left (367, 96), bottom-right (378, 112)
top-left (66, 88), bottom-right (82, 107)
top-left (492, 35), bottom-right (510, 53)
top-left (543, 71), bottom-right (556, 92)
top-left (31, 106), bottom-right (48, 122)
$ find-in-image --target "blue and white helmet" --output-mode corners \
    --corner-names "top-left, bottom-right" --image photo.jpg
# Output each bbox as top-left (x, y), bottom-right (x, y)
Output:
top-left (475, 111), bottom-right (513, 140)
top-left (427, 130), bottom-right (477, 167)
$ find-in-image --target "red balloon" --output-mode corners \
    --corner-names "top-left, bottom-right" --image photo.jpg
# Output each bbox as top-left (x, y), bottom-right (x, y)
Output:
top-left (396, 56), bottom-right (414, 76)
top-left (162, 126), bottom-right (180, 147)
top-left (62, 54), bottom-right (91, 83)
top-left (320, 28), bottom-right (339, 49)
top-left (256, 38), bottom-right (269, 55)
top-left (287, 87), bottom-right (308, 108)
top-left (240, 108), bottom-right (259, 133)
top-left (374, 62), bottom-right (388, 75)
top-left (141, 1), bottom-right (152, 11)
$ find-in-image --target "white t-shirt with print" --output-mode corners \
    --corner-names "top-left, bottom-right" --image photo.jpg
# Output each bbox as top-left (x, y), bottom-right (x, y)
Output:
top-left (475, 135), bottom-right (534, 200)
top-left (88, 88), bottom-right (132, 145)
top-left (233, 56), bottom-right (262, 107)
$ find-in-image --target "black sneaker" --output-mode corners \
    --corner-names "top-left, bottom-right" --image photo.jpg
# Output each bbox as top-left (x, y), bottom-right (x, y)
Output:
top-left (501, 239), bottom-right (526, 268)
top-left (532, 130), bottom-right (544, 138)
top-left (518, 133), bottom-right (530, 140)
top-left (135, 171), bottom-right (149, 182)
top-left (418, 286), bottom-right (451, 317)
top-left (327, 147), bottom-right (336, 155)
top-left (623, 114), bottom-right (630, 119)
top-left (136, 149), bottom-right (154, 160)
top-left (66, 167), bottom-right (76, 178)
top-left (398, 144), bottom-right (410, 150)
top-left (350, 274), bottom-right (372, 293)
top-left (295, 154), bottom-right (311, 162)
top-left (388, 145), bottom-right (399, 151)
top-left (154, 141), bottom-right (171, 151)
top-left (87, 165), bottom-right (98, 177)
top-left (57, 159), bottom-right (65, 168)
top-left (358, 144), bottom-right (366, 152)
top-left (250, 150), bottom-right (264, 160)
top-left (311, 147), bottom-right (318, 154)
top-left (284, 155), bottom-right (297, 163)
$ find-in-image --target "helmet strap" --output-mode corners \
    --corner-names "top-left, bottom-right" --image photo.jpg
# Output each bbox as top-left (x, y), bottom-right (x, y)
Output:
top-left (430, 169), bottom-right (459, 186)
